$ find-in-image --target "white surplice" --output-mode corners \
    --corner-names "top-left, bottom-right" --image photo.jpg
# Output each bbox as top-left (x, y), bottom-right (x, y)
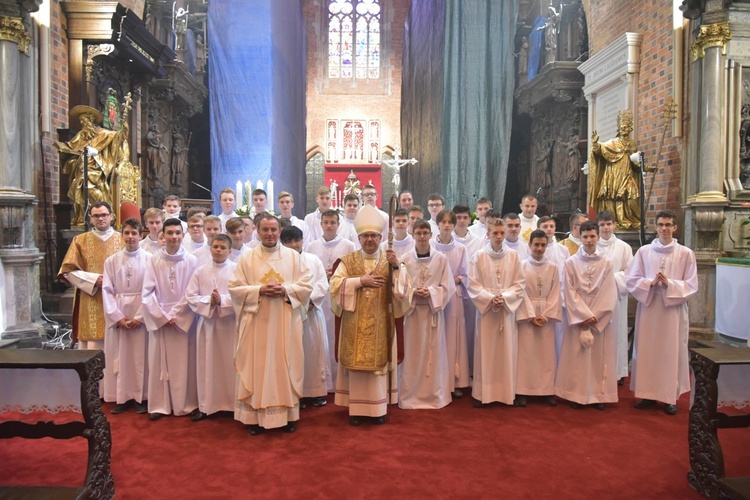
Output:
top-left (102, 248), bottom-right (150, 404)
top-left (218, 211), bottom-right (238, 233)
top-left (229, 243), bottom-right (313, 429)
top-left (504, 238), bottom-right (530, 261)
top-left (516, 256), bottom-right (562, 396)
top-left (300, 252), bottom-right (332, 398)
top-left (306, 235), bottom-right (356, 390)
top-left (380, 234), bottom-right (415, 260)
top-left (555, 248), bottom-right (618, 405)
top-left (182, 237), bottom-right (206, 254)
top-left (304, 209), bottom-right (324, 247)
top-left (141, 248), bottom-right (200, 416)
top-left (597, 233), bottom-right (634, 379)
top-left (186, 260), bottom-right (238, 415)
top-left (330, 250), bottom-right (412, 417)
top-left (626, 239), bottom-right (698, 405)
top-left (432, 235), bottom-right (470, 390)
top-left (400, 250), bottom-right (455, 409)
top-left (453, 231), bottom-right (483, 373)
top-left (139, 235), bottom-right (160, 255)
top-left (229, 246), bottom-right (249, 263)
top-left (337, 217), bottom-right (361, 249)
top-left (468, 221), bottom-right (486, 239)
top-left (468, 245), bottom-right (525, 405)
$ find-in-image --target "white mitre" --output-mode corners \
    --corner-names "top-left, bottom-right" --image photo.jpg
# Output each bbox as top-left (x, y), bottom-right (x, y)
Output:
top-left (354, 204), bottom-right (385, 235)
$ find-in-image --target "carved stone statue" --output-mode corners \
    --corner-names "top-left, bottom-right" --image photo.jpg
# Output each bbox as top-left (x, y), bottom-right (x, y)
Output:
top-left (195, 34), bottom-right (207, 74)
top-left (517, 36), bottom-right (529, 76)
top-left (171, 132), bottom-right (189, 186)
top-left (587, 109), bottom-right (641, 230)
top-left (55, 94), bottom-right (133, 227)
top-left (146, 122), bottom-right (168, 180)
top-left (740, 104), bottom-right (750, 189)
top-left (535, 137), bottom-right (553, 189)
top-left (539, 6), bottom-right (560, 65)
top-left (557, 130), bottom-right (582, 184)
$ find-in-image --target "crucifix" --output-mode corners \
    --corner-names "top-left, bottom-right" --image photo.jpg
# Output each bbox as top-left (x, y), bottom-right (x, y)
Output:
top-left (380, 147), bottom-right (418, 195)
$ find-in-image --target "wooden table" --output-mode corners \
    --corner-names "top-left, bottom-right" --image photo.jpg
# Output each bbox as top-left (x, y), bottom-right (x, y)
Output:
top-left (688, 343), bottom-right (750, 499)
top-left (0, 349), bottom-right (114, 499)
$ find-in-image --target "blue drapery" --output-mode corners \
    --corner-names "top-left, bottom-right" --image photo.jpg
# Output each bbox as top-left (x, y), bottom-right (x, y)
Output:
top-left (527, 15), bottom-right (546, 81)
top-left (401, 0), bottom-right (518, 208)
top-left (207, 0), bottom-right (307, 214)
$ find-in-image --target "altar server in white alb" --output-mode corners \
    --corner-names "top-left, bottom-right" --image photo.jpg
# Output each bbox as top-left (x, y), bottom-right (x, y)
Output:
top-left (468, 218), bottom-right (526, 408)
top-left (141, 218), bottom-right (200, 420)
top-left (102, 217), bottom-right (150, 414)
top-left (431, 210), bottom-right (470, 397)
top-left (626, 210), bottom-right (698, 415)
top-left (399, 220), bottom-right (455, 409)
top-left (515, 230), bottom-right (562, 407)
top-left (306, 209), bottom-right (356, 390)
top-left (596, 210), bottom-right (634, 383)
top-left (229, 214), bottom-right (313, 435)
top-left (186, 234), bottom-right (237, 421)
top-left (280, 226), bottom-right (332, 408)
top-left (381, 208), bottom-right (414, 259)
top-left (503, 213), bottom-right (530, 261)
top-left (555, 221), bottom-right (618, 410)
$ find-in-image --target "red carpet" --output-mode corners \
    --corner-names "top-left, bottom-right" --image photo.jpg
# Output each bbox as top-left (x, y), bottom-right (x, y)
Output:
top-left (2, 384), bottom-right (749, 499)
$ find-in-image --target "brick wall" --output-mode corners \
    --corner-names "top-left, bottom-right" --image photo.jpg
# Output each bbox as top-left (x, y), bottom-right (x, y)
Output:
top-left (303, 0), bottom-right (409, 202)
top-left (583, 0), bottom-right (684, 223)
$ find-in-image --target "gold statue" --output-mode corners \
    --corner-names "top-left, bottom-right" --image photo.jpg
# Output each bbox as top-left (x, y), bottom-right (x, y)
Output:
top-left (588, 109), bottom-right (642, 230)
top-left (55, 94), bottom-right (133, 227)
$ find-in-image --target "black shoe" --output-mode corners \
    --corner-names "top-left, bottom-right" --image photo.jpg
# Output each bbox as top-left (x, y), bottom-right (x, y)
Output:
top-left (349, 416), bottom-right (363, 426)
top-left (134, 401), bottom-right (148, 414)
top-left (452, 388), bottom-right (464, 399)
top-left (191, 411), bottom-right (207, 422)
top-left (300, 398), bottom-right (309, 410)
top-left (285, 421), bottom-right (297, 433)
top-left (543, 396), bottom-right (557, 407)
top-left (472, 398), bottom-right (486, 408)
top-left (312, 397), bottom-right (327, 407)
top-left (513, 396), bottom-right (527, 407)
top-left (569, 402), bottom-right (583, 409)
top-left (618, 377), bottom-right (625, 386)
top-left (372, 416), bottom-right (386, 425)
top-left (593, 403), bottom-right (605, 411)
top-left (634, 399), bottom-right (656, 410)
top-left (111, 400), bottom-right (134, 414)
top-left (663, 404), bottom-right (678, 415)
top-left (247, 425), bottom-right (265, 436)
top-left (149, 412), bottom-right (165, 421)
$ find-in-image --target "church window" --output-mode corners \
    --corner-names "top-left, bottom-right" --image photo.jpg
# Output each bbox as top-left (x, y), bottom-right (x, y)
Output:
top-left (328, 0), bottom-right (381, 80)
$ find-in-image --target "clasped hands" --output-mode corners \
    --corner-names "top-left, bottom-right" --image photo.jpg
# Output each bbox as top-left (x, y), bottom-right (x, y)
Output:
top-left (530, 316), bottom-right (547, 327)
top-left (210, 289), bottom-right (221, 306)
top-left (492, 295), bottom-right (505, 308)
top-left (651, 272), bottom-right (668, 288)
top-left (117, 318), bottom-right (142, 330)
top-left (260, 283), bottom-right (287, 298)
top-left (580, 316), bottom-right (597, 329)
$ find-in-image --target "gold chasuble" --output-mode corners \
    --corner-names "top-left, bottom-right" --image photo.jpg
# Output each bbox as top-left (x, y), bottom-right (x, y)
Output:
top-left (58, 231), bottom-right (123, 341)
top-left (336, 252), bottom-right (393, 373)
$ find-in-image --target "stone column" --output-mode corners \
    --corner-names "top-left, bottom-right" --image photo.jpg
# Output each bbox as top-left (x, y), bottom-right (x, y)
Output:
top-left (685, 21), bottom-right (733, 337)
top-left (0, 6), bottom-right (45, 339)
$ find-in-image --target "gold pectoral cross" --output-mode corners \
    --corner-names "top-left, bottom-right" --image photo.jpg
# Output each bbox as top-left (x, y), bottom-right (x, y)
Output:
top-left (260, 269), bottom-right (285, 285)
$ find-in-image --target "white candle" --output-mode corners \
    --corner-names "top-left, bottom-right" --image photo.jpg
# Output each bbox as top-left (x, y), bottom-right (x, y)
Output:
top-left (244, 180), bottom-right (252, 207)
top-left (235, 180), bottom-right (242, 209)
top-left (267, 179), bottom-right (274, 212)
top-left (257, 180), bottom-right (264, 191)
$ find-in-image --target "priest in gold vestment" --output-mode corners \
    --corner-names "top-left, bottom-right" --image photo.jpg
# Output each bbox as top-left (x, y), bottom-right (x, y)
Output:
top-left (587, 109), bottom-right (641, 230)
top-left (331, 205), bottom-right (412, 426)
top-left (58, 202), bottom-right (123, 349)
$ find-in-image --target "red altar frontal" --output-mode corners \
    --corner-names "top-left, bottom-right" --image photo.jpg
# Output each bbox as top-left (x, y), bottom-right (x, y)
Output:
top-left (324, 163), bottom-right (382, 209)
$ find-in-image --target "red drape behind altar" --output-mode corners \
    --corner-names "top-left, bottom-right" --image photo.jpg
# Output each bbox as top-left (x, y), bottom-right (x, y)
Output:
top-left (324, 163), bottom-right (382, 209)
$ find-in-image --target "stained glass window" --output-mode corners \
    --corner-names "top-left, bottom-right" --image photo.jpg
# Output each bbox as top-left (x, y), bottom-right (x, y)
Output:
top-left (329, 0), bottom-right (380, 80)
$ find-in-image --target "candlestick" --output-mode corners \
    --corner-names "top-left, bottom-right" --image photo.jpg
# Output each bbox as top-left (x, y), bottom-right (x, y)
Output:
top-left (267, 179), bottom-right (274, 212)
